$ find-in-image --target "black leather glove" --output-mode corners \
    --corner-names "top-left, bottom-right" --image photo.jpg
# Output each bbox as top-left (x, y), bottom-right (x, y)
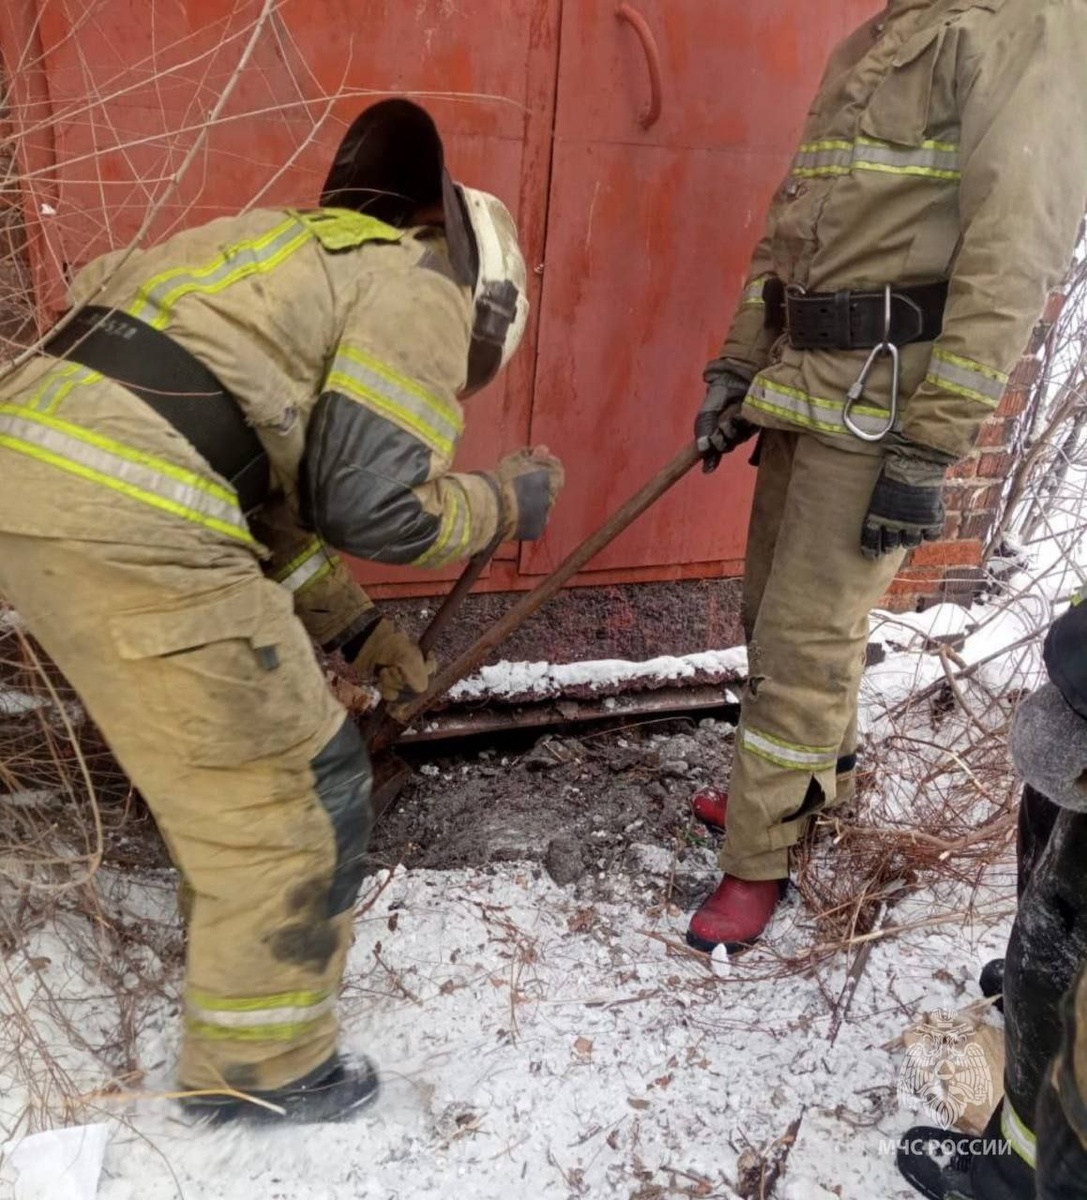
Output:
top-left (694, 358), bottom-right (756, 474)
top-left (861, 435), bottom-right (955, 560)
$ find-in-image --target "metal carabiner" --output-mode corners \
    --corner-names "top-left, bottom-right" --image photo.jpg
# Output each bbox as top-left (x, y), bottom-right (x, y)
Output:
top-left (842, 284), bottom-right (899, 443)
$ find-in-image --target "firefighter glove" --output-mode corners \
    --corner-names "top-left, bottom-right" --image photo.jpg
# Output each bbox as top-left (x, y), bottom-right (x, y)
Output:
top-left (351, 618), bottom-right (435, 703)
top-left (493, 447), bottom-right (565, 541)
top-left (1010, 682), bottom-right (1087, 813)
top-left (861, 436), bottom-right (954, 560)
top-left (694, 357), bottom-right (756, 473)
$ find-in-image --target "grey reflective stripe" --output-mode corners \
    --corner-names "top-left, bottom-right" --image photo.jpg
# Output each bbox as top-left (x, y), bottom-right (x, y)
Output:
top-left (741, 726), bottom-right (837, 771)
top-left (326, 347), bottom-right (462, 460)
top-left (926, 349), bottom-right (1007, 407)
top-left (0, 406), bottom-right (252, 542)
top-left (855, 138), bottom-right (960, 178)
top-left (792, 138), bottom-right (960, 180)
top-left (127, 216), bottom-right (312, 329)
top-left (277, 541), bottom-right (334, 594)
top-left (746, 378), bottom-right (894, 440)
top-left (1001, 1101), bottom-right (1036, 1167)
top-left (28, 362), bottom-right (100, 413)
top-left (187, 993), bottom-right (335, 1031)
top-left (792, 141), bottom-right (853, 176)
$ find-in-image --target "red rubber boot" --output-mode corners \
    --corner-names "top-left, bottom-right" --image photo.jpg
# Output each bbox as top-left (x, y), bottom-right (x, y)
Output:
top-left (690, 787), bottom-right (728, 831)
top-left (686, 876), bottom-right (787, 953)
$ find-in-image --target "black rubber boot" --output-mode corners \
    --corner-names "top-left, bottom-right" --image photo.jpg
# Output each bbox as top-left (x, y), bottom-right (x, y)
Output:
top-left (897, 1108), bottom-right (1033, 1199)
top-left (180, 1054), bottom-right (380, 1126)
top-left (896, 1126), bottom-right (975, 1198)
top-left (980, 959), bottom-right (1005, 1014)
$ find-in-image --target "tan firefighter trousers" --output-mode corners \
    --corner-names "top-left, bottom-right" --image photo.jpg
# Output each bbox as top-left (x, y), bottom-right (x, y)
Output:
top-left (722, 430), bottom-right (906, 881)
top-left (0, 530), bottom-right (371, 1093)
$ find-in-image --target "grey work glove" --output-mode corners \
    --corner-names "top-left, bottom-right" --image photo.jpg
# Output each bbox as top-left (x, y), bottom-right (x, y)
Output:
top-left (861, 435), bottom-right (955, 560)
top-left (493, 447), bottom-right (565, 541)
top-left (694, 357), bottom-right (756, 474)
top-left (1010, 682), bottom-right (1087, 812)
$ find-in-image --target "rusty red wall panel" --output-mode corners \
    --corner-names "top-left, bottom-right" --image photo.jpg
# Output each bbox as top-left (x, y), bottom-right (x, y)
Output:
top-left (523, 1), bottom-right (873, 578)
top-left (1, 0), bottom-right (561, 589)
top-left (1, 1), bottom-right (885, 598)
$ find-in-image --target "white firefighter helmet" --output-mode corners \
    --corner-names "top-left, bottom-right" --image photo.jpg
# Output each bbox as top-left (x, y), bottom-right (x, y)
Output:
top-left (445, 182), bottom-right (529, 394)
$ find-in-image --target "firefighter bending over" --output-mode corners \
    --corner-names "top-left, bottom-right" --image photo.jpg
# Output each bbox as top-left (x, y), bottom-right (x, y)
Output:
top-left (0, 100), bottom-right (563, 1124)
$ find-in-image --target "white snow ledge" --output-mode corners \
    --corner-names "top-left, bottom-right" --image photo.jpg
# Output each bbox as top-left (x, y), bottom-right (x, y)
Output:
top-left (448, 647), bottom-right (748, 704)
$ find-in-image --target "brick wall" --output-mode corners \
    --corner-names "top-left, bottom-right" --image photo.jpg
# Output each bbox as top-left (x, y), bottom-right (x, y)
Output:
top-left (882, 292), bottom-right (1066, 613)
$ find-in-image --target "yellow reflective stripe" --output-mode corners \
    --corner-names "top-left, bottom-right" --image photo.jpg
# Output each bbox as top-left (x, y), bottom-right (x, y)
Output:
top-left (926, 348), bottom-right (1008, 407)
top-left (289, 207), bottom-right (402, 251)
top-left (26, 362), bottom-right (101, 414)
top-left (327, 346), bottom-right (463, 460)
top-left (741, 725), bottom-right (837, 772)
top-left (414, 483), bottom-right (472, 569)
top-left (792, 137), bottom-right (960, 181)
top-left (747, 377), bottom-right (892, 439)
top-left (0, 405), bottom-right (254, 544)
top-left (741, 274), bottom-right (770, 310)
top-left (273, 538), bottom-right (334, 595)
top-left (188, 987), bottom-right (331, 1014)
top-left (186, 987), bottom-right (334, 1041)
top-left (127, 217), bottom-right (312, 330)
top-left (1001, 1100), bottom-right (1036, 1168)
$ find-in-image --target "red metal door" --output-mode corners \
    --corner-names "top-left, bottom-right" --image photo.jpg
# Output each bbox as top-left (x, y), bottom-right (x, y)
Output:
top-left (523, 1), bottom-right (875, 580)
top-left (0, 0), bottom-right (560, 587)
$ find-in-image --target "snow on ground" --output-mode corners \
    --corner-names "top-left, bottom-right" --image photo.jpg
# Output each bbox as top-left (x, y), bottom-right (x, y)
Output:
top-left (0, 847), bottom-right (1013, 1200)
top-left (1, 599), bottom-right (1029, 1200)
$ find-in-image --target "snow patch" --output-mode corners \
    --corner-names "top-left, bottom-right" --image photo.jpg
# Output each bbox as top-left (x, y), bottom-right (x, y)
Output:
top-left (449, 647), bottom-right (748, 702)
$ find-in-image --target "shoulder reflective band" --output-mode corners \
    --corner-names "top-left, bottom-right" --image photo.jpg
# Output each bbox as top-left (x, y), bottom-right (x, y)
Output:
top-left (740, 725), bottom-right (838, 772)
top-left (24, 361), bottom-right (102, 415)
top-left (926, 348), bottom-right (1008, 407)
top-left (746, 377), bottom-right (894, 440)
top-left (273, 538), bottom-right (335, 595)
top-left (0, 404), bottom-right (254, 544)
top-left (413, 479), bottom-right (472, 568)
top-left (325, 346), bottom-right (463, 460)
top-left (127, 216), bottom-right (313, 330)
top-left (791, 138), bottom-right (960, 181)
top-left (186, 987), bottom-right (334, 1043)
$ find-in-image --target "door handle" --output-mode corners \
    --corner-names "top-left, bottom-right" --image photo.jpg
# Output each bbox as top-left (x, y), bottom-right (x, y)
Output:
top-left (616, 3), bottom-right (663, 130)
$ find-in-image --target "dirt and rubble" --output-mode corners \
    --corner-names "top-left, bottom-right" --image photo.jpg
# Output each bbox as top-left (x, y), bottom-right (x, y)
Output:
top-left (370, 719), bottom-right (736, 907)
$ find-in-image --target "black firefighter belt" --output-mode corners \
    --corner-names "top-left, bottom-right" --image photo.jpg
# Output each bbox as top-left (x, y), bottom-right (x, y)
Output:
top-left (42, 306), bottom-right (270, 513)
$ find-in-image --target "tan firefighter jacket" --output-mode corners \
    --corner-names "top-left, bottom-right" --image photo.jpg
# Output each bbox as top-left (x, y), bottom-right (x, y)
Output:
top-left (722, 0), bottom-right (1087, 459)
top-left (0, 209), bottom-right (506, 650)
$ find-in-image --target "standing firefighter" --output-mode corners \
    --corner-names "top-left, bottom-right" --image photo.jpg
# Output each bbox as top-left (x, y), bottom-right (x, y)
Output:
top-left (897, 595), bottom-right (1087, 1198)
top-left (686, 0), bottom-right (1087, 952)
top-left (0, 100), bottom-right (563, 1123)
